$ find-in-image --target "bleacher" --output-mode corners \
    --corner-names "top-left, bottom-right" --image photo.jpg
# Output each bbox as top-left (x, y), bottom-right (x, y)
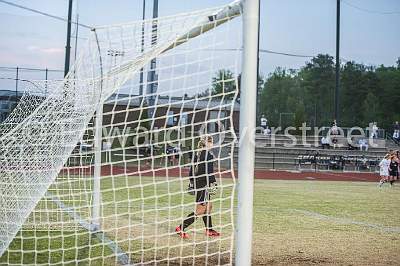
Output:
top-left (226, 133), bottom-right (395, 172)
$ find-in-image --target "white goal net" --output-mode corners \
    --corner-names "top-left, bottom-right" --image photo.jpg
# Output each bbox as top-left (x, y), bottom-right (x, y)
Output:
top-left (0, 1), bottom-right (242, 265)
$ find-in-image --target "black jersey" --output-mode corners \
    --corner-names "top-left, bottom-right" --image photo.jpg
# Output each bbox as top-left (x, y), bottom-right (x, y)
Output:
top-left (189, 149), bottom-right (216, 189)
top-left (389, 160), bottom-right (398, 176)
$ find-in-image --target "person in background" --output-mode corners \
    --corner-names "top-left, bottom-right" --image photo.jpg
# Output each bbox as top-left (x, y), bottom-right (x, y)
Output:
top-left (389, 154), bottom-right (399, 186)
top-left (360, 155), bottom-right (369, 170)
top-left (142, 144), bottom-right (151, 166)
top-left (378, 154), bottom-right (391, 187)
top-left (321, 136), bottom-right (330, 149)
top-left (187, 146), bottom-right (193, 164)
top-left (358, 138), bottom-right (368, 151)
top-left (331, 120), bottom-right (339, 135)
top-left (393, 121), bottom-right (400, 140)
top-left (397, 151), bottom-right (400, 182)
top-left (173, 144), bottom-right (181, 164)
top-left (331, 137), bottom-right (338, 149)
top-left (263, 126), bottom-right (271, 136)
top-left (165, 143), bottom-right (176, 165)
top-left (260, 114), bottom-right (268, 132)
top-left (348, 137), bottom-right (357, 150)
top-left (371, 122), bottom-right (378, 139)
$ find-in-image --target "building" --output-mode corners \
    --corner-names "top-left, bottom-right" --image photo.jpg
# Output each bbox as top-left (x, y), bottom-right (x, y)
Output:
top-left (0, 90), bottom-right (20, 123)
top-left (103, 94), bottom-right (240, 133)
top-left (0, 90), bottom-right (240, 133)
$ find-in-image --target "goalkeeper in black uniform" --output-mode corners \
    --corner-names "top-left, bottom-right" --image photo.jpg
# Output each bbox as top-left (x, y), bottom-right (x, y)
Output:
top-left (175, 135), bottom-right (220, 238)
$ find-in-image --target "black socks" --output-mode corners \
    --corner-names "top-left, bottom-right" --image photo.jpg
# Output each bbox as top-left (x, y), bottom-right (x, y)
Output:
top-left (180, 212), bottom-right (213, 231)
top-left (203, 215), bottom-right (213, 229)
top-left (181, 212), bottom-right (196, 230)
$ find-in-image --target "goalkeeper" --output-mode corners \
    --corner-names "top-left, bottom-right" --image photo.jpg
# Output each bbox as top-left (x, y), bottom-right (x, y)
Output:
top-left (175, 135), bottom-right (220, 238)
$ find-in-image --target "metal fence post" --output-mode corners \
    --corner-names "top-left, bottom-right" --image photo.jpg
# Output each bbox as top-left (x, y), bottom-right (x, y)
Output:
top-left (15, 67), bottom-right (19, 104)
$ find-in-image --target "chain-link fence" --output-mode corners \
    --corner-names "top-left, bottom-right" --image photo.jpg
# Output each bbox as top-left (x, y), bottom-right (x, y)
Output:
top-left (0, 66), bottom-right (63, 122)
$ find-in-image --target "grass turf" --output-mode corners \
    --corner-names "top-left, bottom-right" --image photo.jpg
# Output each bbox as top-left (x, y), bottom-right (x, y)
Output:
top-left (1, 177), bottom-right (399, 265)
top-left (251, 179), bottom-right (400, 265)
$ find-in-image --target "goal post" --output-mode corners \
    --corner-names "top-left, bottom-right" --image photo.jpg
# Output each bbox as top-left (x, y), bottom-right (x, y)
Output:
top-left (0, 1), bottom-right (258, 265)
top-left (236, 0), bottom-right (259, 265)
top-left (92, 103), bottom-right (103, 230)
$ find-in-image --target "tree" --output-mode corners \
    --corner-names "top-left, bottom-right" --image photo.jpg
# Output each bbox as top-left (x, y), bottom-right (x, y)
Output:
top-left (211, 69), bottom-right (236, 99)
top-left (298, 54), bottom-right (335, 126)
top-left (294, 102), bottom-right (306, 130)
top-left (197, 89), bottom-right (210, 98)
top-left (250, 54), bottom-right (400, 132)
top-left (361, 92), bottom-right (380, 126)
top-left (339, 61), bottom-right (369, 126)
top-left (374, 64), bottom-right (400, 128)
top-left (260, 67), bottom-right (301, 127)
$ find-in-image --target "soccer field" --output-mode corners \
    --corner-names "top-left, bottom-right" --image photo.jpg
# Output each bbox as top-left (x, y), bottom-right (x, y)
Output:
top-left (1, 177), bottom-right (399, 265)
top-left (250, 179), bottom-right (400, 265)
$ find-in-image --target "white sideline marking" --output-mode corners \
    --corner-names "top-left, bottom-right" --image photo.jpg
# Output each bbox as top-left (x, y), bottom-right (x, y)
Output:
top-left (46, 192), bottom-right (132, 265)
top-left (291, 209), bottom-right (400, 234)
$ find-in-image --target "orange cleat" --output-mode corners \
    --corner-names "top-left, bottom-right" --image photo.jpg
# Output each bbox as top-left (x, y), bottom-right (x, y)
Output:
top-left (175, 226), bottom-right (189, 239)
top-left (205, 229), bottom-right (220, 237)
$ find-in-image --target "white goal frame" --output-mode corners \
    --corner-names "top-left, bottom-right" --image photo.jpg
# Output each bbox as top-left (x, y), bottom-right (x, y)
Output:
top-left (235, 0), bottom-right (259, 265)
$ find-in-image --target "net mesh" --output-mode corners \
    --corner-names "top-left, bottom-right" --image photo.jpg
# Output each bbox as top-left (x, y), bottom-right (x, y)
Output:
top-left (0, 2), bottom-right (242, 265)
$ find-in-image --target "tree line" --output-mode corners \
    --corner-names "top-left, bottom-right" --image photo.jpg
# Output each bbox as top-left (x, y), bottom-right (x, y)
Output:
top-left (211, 54), bottom-right (400, 132)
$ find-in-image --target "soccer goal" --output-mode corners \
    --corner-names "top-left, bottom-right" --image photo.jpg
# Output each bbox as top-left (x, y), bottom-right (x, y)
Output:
top-left (0, 0), bottom-right (258, 265)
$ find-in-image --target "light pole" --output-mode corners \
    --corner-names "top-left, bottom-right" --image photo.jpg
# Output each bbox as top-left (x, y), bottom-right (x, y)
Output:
top-left (15, 67), bottom-right (19, 103)
top-left (335, 0), bottom-right (340, 122)
top-left (107, 50), bottom-right (125, 66)
top-left (64, 0), bottom-right (73, 77)
top-left (139, 0), bottom-right (146, 99)
top-left (256, 0), bottom-right (261, 124)
top-left (146, 0), bottom-right (158, 116)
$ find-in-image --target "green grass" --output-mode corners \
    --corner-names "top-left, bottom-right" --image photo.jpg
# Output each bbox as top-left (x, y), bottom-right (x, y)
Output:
top-left (251, 180), bottom-right (400, 265)
top-left (1, 177), bottom-right (399, 265)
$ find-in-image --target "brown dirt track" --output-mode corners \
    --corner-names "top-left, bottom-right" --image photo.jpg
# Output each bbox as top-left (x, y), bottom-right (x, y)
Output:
top-left (252, 169), bottom-right (379, 182)
top-left (63, 165), bottom-right (379, 182)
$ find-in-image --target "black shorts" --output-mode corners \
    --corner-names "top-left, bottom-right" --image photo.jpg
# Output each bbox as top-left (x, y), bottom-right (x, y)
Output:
top-left (195, 189), bottom-right (210, 205)
top-left (389, 171), bottom-right (398, 178)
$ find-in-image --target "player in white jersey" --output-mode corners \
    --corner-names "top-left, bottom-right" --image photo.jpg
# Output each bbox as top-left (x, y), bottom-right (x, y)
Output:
top-left (378, 154), bottom-right (391, 187)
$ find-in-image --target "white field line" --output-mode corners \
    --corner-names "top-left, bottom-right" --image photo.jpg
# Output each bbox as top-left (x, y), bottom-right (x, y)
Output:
top-left (291, 209), bottom-right (400, 234)
top-left (46, 192), bottom-right (132, 265)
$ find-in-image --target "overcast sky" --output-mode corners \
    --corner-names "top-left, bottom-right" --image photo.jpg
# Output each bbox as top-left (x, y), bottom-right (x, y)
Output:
top-left (0, 0), bottom-right (399, 80)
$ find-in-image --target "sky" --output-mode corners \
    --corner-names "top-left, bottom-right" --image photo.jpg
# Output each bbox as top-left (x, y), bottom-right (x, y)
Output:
top-left (0, 0), bottom-right (399, 81)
